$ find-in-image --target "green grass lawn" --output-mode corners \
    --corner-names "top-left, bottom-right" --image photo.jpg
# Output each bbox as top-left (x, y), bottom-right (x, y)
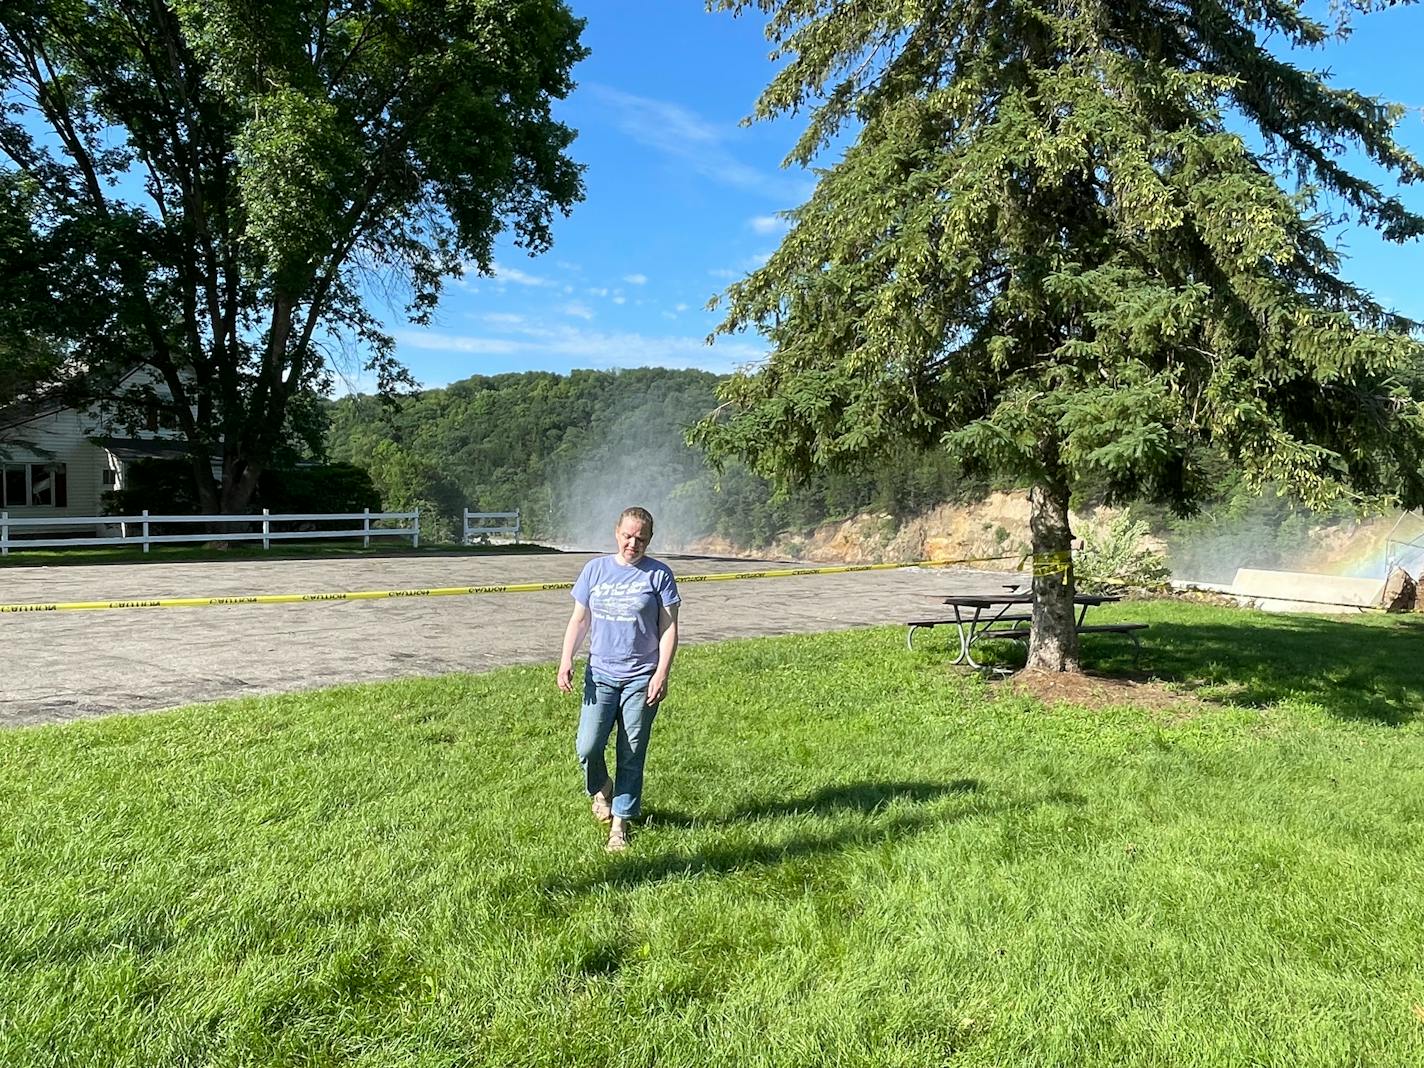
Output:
top-left (0, 540), bottom-right (559, 568)
top-left (3, 601), bottom-right (1423, 1066)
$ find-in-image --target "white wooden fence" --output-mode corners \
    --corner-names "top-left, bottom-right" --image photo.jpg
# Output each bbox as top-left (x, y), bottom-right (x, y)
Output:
top-left (462, 509), bottom-right (520, 545)
top-left (0, 509), bottom-right (420, 554)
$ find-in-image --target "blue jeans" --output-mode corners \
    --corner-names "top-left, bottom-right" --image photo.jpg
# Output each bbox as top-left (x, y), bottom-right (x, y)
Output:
top-left (576, 668), bottom-right (658, 820)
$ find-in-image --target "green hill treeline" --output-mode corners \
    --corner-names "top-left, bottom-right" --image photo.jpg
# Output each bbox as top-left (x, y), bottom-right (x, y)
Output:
top-left (325, 367), bottom-right (1371, 581)
top-left (325, 367), bottom-right (983, 547)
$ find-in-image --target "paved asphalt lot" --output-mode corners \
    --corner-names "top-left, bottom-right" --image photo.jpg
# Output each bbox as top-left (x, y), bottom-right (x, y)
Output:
top-left (0, 552), bottom-right (1009, 728)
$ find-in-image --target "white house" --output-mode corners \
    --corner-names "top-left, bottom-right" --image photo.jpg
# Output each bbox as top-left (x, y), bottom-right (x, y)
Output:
top-left (0, 372), bottom-right (205, 531)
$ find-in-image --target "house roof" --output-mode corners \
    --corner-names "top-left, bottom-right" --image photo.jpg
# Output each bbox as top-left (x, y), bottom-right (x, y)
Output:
top-left (0, 367), bottom-right (172, 433)
top-left (100, 437), bottom-right (203, 462)
top-left (0, 392), bottom-right (67, 433)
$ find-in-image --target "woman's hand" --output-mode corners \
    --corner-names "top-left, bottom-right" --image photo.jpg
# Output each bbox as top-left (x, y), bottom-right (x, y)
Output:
top-left (558, 604), bottom-right (590, 695)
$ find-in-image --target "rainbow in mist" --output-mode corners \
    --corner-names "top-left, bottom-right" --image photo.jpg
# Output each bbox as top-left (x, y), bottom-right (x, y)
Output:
top-left (1314, 513), bottom-right (1424, 580)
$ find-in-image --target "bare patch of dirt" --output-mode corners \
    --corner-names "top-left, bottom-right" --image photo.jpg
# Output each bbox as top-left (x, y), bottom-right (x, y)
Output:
top-left (1001, 668), bottom-right (1207, 717)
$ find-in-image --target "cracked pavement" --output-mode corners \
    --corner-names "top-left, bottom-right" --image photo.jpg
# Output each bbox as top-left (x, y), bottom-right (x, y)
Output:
top-left (1, 551), bottom-right (1006, 728)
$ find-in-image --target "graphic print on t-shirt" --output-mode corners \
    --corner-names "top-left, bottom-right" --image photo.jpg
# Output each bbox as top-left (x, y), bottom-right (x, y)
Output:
top-left (589, 577), bottom-right (651, 626)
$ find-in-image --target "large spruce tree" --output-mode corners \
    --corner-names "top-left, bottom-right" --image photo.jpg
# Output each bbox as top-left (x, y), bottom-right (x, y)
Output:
top-left (697, 0), bottom-right (1424, 671)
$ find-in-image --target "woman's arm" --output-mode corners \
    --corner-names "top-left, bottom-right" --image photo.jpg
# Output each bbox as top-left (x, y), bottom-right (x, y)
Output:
top-left (557, 602), bottom-right (591, 693)
top-left (647, 603), bottom-right (679, 704)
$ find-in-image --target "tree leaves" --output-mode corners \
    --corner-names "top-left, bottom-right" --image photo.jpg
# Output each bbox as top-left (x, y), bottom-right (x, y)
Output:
top-left (0, 0), bottom-right (587, 511)
top-left (700, 0), bottom-right (1424, 519)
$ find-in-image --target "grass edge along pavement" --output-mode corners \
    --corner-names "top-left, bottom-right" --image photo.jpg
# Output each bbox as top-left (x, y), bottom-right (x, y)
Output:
top-left (3, 602), bottom-right (1424, 1066)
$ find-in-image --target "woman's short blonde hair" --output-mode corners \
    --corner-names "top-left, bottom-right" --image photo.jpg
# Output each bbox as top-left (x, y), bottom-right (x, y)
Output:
top-left (618, 506), bottom-right (654, 535)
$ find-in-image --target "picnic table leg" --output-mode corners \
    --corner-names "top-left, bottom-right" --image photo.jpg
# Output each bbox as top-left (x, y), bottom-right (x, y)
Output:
top-left (962, 605), bottom-right (1014, 669)
top-left (958, 607), bottom-right (985, 668)
top-left (962, 603), bottom-right (1021, 670)
top-left (961, 628), bottom-right (985, 669)
top-left (949, 606), bottom-right (975, 666)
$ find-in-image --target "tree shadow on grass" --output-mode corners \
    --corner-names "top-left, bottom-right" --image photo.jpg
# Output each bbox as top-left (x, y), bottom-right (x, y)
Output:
top-left (1118, 615), bottom-right (1424, 726)
top-left (731, 778), bottom-right (983, 819)
top-left (644, 779), bottom-right (983, 829)
top-left (548, 782), bottom-right (1084, 894)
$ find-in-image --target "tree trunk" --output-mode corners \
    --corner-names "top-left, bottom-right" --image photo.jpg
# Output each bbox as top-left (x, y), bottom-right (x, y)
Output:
top-left (219, 458), bottom-right (262, 515)
top-left (190, 450), bottom-right (220, 514)
top-left (1025, 479), bottom-right (1081, 673)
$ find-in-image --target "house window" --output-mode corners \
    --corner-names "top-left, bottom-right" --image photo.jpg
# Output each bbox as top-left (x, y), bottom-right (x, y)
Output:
top-left (103, 468), bottom-right (117, 486)
top-left (2, 465), bottom-right (23, 507)
top-left (0, 463), bottom-right (68, 508)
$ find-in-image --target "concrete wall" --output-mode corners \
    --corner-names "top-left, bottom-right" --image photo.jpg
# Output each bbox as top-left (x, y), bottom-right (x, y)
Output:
top-left (1229, 568), bottom-right (1385, 613)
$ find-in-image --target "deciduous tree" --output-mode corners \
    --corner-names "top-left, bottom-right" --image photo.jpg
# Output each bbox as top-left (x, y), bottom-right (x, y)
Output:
top-left (0, 0), bottom-right (586, 511)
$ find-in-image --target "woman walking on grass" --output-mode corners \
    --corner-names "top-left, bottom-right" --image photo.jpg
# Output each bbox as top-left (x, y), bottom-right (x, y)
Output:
top-left (557, 506), bottom-right (680, 852)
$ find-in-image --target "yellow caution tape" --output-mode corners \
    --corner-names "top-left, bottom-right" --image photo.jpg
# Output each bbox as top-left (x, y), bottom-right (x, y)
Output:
top-left (0, 554), bottom-right (1026, 615)
top-left (1030, 549), bottom-right (1073, 579)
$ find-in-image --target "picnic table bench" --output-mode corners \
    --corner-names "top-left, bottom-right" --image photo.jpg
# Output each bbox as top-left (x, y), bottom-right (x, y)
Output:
top-left (980, 621), bottom-right (1149, 649)
top-left (907, 592), bottom-right (1146, 668)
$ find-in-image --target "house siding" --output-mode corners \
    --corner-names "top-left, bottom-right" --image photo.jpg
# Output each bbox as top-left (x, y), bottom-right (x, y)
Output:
top-left (1, 408), bottom-right (109, 523)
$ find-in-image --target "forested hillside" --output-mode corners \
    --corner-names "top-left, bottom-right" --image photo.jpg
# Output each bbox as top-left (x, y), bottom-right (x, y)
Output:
top-left (325, 366), bottom-right (1378, 581)
top-left (324, 368), bottom-right (980, 546)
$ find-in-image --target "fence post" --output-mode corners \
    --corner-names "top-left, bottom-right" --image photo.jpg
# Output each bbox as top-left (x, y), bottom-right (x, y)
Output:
top-left (462, 508), bottom-right (469, 547)
top-left (513, 509), bottom-right (520, 544)
top-left (363, 507), bottom-right (370, 549)
top-left (262, 508), bottom-right (270, 551)
top-left (1, 511), bottom-right (7, 556)
top-left (412, 508), bottom-right (420, 549)
top-left (142, 509), bottom-right (150, 554)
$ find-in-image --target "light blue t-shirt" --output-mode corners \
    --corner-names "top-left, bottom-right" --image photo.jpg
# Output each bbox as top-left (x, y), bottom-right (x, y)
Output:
top-left (572, 555), bottom-right (681, 680)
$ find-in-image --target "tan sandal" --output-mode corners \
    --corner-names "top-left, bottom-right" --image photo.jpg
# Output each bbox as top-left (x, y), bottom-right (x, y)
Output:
top-left (606, 817), bottom-right (629, 853)
top-left (590, 780), bottom-right (613, 823)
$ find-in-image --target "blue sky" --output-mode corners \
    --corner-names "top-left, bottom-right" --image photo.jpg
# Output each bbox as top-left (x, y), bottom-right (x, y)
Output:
top-left (374, 0), bottom-right (1424, 393)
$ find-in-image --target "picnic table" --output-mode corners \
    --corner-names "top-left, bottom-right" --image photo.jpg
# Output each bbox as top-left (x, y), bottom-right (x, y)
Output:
top-left (907, 592), bottom-right (1146, 668)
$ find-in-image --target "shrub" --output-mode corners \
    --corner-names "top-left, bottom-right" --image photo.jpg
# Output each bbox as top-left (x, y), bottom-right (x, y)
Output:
top-left (1076, 511), bottom-right (1171, 593)
top-left (101, 458), bottom-right (207, 531)
top-left (102, 459), bottom-right (382, 534)
top-left (257, 463), bottom-right (381, 516)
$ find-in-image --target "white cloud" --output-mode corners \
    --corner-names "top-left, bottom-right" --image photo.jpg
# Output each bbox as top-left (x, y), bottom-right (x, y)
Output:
top-left (749, 214), bottom-right (786, 234)
top-left (396, 332), bottom-right (522, 355)
top-left (587, 84), bottom-right (798, 198)
top-left (612, 295), bottom-right (627, 305)
top-left (396, 324), bottom-right (766, 374)
top-left (330, 365), bottom-right (381, 396)
top-left (675, 302), bottom-right (689, 313)
top-left (493, 262), bottom-right (553, 287)
top-left (710, 251), bottom-right (774, 281)
top-left (562, 301), bottom-right (595, 320)
top-left (587, 287), bottom-right (610, 298)
top-left (480, 312), bottom-right (525, 326)
top-left (623, 273), bottom-right (648, 286)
